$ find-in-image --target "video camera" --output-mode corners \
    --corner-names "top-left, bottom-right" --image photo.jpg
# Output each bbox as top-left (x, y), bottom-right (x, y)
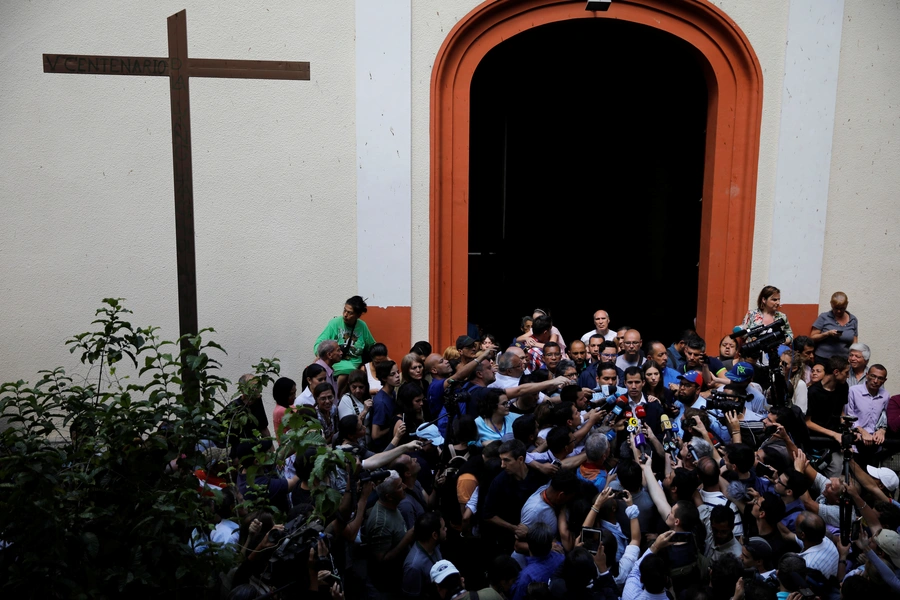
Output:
top-left (735, 318), bottom-right (787, 359)
top-left (703, 389), bottom-right (751, 414)
top-left (359, 468), bottom-right (392, 484)
top-left (442, 378), bottom-right (471, 417)
top-left (268, 514), bottom-right (330, 563)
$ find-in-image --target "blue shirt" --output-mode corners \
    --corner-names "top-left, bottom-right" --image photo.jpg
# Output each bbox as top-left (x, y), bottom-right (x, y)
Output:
top-left (511, 553), bottom-right (565, 600)
top-left (662, 366), bottom-right (682, 389)
top-left (371, 389), bottom-right (398, 452)
top-left (427, 377), bottom-right (446, 418)
top-left (475, 413), bottom-right (521, 445)
top-left (667, 343), bottom-right (687, 372)
top-left (782, 498), bottom-right (805, 532)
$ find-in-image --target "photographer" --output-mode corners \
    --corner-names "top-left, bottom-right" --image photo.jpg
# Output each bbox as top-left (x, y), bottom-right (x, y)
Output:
top-left (719, 362), bottom-right (768, 418)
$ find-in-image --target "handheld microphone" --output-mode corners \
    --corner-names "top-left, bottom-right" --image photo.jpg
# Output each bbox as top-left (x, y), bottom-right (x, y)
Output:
top-left (634, 405), bottom-right (647, 420)
top-left (604, 399), bottom-right (628, 425)
top-left (732, 318), bottom-right (785, 339)
top-left (660, 414), bottom-right (672, 431)
top-left (659, 414), bottom-right (678, 461)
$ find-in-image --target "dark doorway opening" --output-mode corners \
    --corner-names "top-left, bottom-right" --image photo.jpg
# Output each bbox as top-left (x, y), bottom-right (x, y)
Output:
top-left (468, 18), bottom-right (708, 347)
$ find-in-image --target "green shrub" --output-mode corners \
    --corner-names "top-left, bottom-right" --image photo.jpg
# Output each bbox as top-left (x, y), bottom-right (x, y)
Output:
top-left (0, 299), bottom-right (329, 598)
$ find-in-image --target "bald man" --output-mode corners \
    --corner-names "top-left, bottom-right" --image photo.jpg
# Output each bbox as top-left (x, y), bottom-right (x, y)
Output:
top-left (580, 309), bottom-right (616, 344)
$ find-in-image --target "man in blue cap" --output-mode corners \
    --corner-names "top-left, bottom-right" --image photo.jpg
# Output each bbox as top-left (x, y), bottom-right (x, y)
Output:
top-left (721, 361), bottom-right (768, 417)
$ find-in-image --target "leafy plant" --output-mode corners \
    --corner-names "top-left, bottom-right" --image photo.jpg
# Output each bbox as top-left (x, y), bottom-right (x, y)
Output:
top-left (0, 299), bottom-right (340, 598)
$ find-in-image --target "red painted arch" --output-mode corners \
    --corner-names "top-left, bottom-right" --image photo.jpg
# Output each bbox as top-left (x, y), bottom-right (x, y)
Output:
top-left (429, 0), bottom-right (763, 349)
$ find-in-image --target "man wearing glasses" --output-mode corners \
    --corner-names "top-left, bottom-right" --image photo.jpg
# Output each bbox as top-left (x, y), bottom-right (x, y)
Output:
top-left (577, 340), bottom-right (622, 388)
top-left (846, 364), bottom-right (890, 464)
top-left (616, 329), bottom-right (646, 372)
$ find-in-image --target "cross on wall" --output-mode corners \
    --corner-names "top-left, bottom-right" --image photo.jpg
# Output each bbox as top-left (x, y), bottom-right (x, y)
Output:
top-left (44, 9), bottom-right (310, 344)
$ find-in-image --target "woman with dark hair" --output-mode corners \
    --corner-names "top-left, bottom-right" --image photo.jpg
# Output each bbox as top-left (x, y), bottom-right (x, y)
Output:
top-left (271, 377), bottom-right (296, 442)
top-left (370, 359), bottom-right (402, 452)
top-left (314, 295), bottom-right (376, 386)
top-left (741, 285), bottom-right (794, 346)
top-left (641, 361), bottom-right (672, 405)
top-left (363, 342), bottom-right (389, 396)
top-left (337, 369), bottom-right (372, 431)
top-left (474, 388), bottom-right (520, 446)
top-left (395, 381), bottom-right (425, 433)
top-left (294, 363), bottom-right (326, 407)
top-left (313, 382), bottom-right (338, 443)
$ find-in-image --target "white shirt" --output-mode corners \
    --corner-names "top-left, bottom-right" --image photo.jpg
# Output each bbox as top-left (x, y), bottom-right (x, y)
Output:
top-left (490, 372), bottom-right (521, 390)
top-left (800, 537), bottom-right (840, 579)
top-left (698, 489), bottom-right (743, 546)
top-left (580, 329), bottom-right (617, 344)
top-left (623, 549), bottom-right (671, 600)
top-left (294, 387), bottom-right (315, 407)
top-left (616, 354), bottom-right (645, 372)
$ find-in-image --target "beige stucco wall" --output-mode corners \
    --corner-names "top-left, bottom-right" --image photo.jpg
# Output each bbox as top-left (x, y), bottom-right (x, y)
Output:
top-left (822, 0), bottom-right (900, 378)
top-left (3, 0), bottom-right (897, 395)
top-left (0, 1), bottom-right (356, 391)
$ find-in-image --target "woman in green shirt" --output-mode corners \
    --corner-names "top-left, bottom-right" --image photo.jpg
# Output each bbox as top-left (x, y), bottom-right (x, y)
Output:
top-left (314, 295), bottom-right (376, 386)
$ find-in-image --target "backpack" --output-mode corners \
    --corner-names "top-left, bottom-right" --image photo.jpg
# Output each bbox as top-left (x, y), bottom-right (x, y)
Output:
top-left (434, 446), bottom-right (470, 526)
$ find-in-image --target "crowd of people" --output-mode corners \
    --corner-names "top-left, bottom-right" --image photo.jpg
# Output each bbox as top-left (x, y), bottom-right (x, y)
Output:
top-left (212, 291), bottom-right (900, 600)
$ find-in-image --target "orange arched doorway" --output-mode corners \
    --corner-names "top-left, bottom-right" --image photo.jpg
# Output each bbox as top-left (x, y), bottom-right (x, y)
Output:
top-left (429, 0), bottom-right (763, 349)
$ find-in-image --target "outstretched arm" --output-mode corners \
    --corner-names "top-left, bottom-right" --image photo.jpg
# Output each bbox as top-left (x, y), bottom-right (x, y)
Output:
top-left (361, 440), bottom-right (422, 470)
top-left (505, 376), bottom-right (570, 399)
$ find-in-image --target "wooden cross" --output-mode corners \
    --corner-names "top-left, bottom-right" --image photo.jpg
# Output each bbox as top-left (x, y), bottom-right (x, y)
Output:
top-left (44, 10), bottom-right (309, 343)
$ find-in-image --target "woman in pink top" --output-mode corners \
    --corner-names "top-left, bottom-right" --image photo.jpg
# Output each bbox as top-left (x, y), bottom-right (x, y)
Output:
top-left (271, 377), bottom-right (296, 442)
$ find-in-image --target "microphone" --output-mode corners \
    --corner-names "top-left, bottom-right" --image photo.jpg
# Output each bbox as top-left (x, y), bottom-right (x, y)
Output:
top-left (634, 405), bottom-right (647, 420)
top-left (732, 318), bottom-right (785, 339)
top-left (603, 399), bottom-right (629, 425)
top-left (660, 414), bottom-right (672, 431)
top-left (660, 414), bottom-right (678, 461)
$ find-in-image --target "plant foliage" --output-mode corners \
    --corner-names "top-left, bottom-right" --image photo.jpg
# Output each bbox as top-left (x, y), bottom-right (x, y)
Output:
top-left (0, 299), bottom-right (337, 598)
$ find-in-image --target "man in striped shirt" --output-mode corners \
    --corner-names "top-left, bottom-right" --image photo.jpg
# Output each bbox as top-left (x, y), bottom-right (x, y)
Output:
top-left (793, 512), bottom-right (839, 579)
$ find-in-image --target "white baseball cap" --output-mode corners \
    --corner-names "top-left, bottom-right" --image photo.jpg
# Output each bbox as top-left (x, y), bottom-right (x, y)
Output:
top-left (867, 465), bottom-right (900, 494)
top-left (430, 559), bottom-right (460, 584)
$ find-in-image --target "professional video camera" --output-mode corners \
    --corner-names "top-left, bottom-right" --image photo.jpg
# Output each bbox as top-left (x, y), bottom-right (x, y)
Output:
top-left (358, 468), bottom-right (392, 484)
top-left (268, 514), bottom-right (329, 562)
top-left (442, 378), bottom-right (471, 417)
top-left (734, 318), bottom-right (787, 358)
top-left (704, 389), bottom-right (751, 414)
top-left (732, 318), bottom-right (789, 406)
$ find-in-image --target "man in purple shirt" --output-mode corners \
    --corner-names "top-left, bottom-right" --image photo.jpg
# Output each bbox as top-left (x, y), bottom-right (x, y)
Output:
top-left (314, 339), bottom-right (342, 395)
top-left (846, 364), bottom-right (889, 437)
top-left (846, 364), bottom-right (889, 464)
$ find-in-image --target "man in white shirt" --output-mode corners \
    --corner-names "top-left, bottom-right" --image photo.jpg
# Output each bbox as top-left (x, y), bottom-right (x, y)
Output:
top-left (616, 329), bottom-right (646, 371)
top-left (793, 512), bottom-right (839, 579)
top-left (490, 348), bottom-right (528, 390)
top-left (580, 309), bottom-right (616, 344)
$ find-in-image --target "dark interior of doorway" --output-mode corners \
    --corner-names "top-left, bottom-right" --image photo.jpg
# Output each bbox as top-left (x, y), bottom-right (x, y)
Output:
top-left (468, 18), bottom-right (708, 348)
